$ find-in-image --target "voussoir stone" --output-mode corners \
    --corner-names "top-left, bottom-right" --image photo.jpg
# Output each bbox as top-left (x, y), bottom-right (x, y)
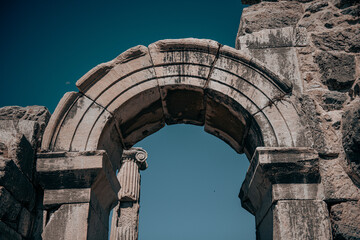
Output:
top-left (314, 51), bottom-right (356, 91)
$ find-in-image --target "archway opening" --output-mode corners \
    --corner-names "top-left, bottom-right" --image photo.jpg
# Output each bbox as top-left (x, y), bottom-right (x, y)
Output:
top-left (135, 124), bottom-right (255, 239)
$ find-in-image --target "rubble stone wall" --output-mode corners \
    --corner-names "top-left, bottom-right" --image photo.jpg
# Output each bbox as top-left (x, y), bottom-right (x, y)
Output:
top-left (237, 0), bottom-right (360, 238)
top-left (0, 106), bottom-right (50, 240)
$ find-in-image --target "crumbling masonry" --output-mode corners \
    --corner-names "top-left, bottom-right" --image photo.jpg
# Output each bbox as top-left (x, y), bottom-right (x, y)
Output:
top-left (0, 0), bottom-right (359, 239)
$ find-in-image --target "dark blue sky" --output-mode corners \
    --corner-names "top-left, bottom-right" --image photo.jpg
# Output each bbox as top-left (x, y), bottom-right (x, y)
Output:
top-left (1, 1), bottom-right (255, 239)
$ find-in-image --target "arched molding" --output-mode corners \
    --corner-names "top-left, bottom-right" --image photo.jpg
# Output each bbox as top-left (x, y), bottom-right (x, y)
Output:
top-left (41, 38), bottom-right (311, 163)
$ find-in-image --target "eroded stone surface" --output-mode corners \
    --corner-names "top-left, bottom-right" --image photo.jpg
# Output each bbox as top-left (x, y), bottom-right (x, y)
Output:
top-left (330, 201), bottom-right (360, 240)
top-left (342, 99), bottom-right (360, 186)
top-left (314, 51), bottom-right (356, 91)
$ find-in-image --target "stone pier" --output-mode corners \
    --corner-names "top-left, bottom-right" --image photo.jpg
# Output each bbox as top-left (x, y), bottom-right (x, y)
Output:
top-left (240, 147), bottom-right (331, 239)
top-left (110, 148), bottom-right (148, 240)
top-left (37, 151), bottom-right (120, 240)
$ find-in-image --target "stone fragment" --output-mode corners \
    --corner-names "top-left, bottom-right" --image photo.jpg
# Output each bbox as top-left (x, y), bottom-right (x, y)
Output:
top-left (312, 28), bottom-right (360, 53)
top-left (18, 207), bottom-right (33, 238)
top-left (298, 95), bottom-right (326, 153)
top-left (237, 1), bottom-right (303, 36)
top-left (342, 99), bottom-right (360, 185)
top-left (0, 105), bottom-right (50, 149)
top-left (0, 186), bottom-right (21, 222)
top-left (314, 52), bottom-right (356, 91)
top-left (0, 157), bottom-right (35, 210)
top-left (341, 5), bottom-right (360, 17)
top-left (0, 220), bottom-right (22, 240)
top-left (321, 91), bottom-right (347, 111)
top-left (332, 0), bottom-right (359, 9)
top-left (8, 134), bottom-right (34, 180)
top-left (320, 158), bottom-right (360, 200)
top-left (271, 200), bottom-right (331, 240)
top-left (330, 201), bottom-right (360, 239)
top-left (306, 1), bottom-right (329, 13)
top-left (238, 27), bottom-right (308, 49)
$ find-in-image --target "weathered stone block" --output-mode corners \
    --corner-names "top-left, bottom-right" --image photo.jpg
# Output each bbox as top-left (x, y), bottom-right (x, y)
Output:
top-left (342, 99), bottom-right (360, 186)
top-left (312, 27), bottom-right (360, 53)
top-left (240, 147), bottom-right (321, 217)
top-left (0, 220), bottom-right (22, 240)
top-left (0, 186), bottom-right (21, 222)
top-left (237, 2), bottom-right (304, 37)
top-left (8, 134), bottom-right (34, 181)
top-left (319, 158), bottom-right (360, 201)
top-left (0, 106), bottom-right (50, 150)
top-left (314, 51), bottom-right (356, 91)
top-left (330, 200), bottom-right (360, 240)
top-left (271, 200), bottom-right (331, 240)
top-left (18, 207), bottom-right (33, 238)
top-left (238, 27), bottom-right (308, 49)
top-left (37, 151), bottom-right (119, 195)
top-left (42, 203), bottom-right (107, 240)
top-left (43, 188), bottom-right (91, 207)
top-left (321, 91), bottom-right (347, 111)
top-left (0, 157), bottom-right (35, 210)
top-left (306, 1), bottom-right (329, 13)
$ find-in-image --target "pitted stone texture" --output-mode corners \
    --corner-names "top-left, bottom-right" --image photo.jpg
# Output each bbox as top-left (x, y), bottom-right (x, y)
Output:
top-left (342, 99), bottom-right (360, 186)
top-left (42, 203), bottom-right (107, 240)
top-left (330, 201), bottom-right (360, 240)
top-left (272, 200), bottom-right (331, 240)
top-left (312, 27), bottom-right (360, 53)
top-left (110, 202), bottom-right (140, 240)
top-left (0, 220), bottom-right (22, 240)
top-left (0, 157), bottom-right (35, 211)
top-left (0, 106), bottom-right (50, 150)
top-left (321, 91), bottom-right (348, 111)
top-left (237, 2), bottom-right (304, 37)
top-left (0, 186), bottom-right (21, 223)
top-left (314, 51), bottom-right (356, 91)
top-left (320, 158), bottom-right (360, 201)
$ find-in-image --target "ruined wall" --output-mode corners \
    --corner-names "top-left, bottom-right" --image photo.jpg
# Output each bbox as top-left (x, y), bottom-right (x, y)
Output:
top-left (236, 0), bottom-right (360, 238)
top-left (0, 106), bottom-right (50, 239)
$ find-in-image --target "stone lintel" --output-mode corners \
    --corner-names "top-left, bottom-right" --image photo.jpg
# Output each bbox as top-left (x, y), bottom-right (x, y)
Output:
top-left (240, 147), bottom-right (321, 216)
top-left (37, 150), bottom-right (120, 222)
top-left (37, 150), bottom-right (119, 192)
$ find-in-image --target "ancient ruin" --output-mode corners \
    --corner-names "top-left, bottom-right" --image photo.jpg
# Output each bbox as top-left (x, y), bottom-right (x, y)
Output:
top-left (0, 0), bottom-right (359, 239)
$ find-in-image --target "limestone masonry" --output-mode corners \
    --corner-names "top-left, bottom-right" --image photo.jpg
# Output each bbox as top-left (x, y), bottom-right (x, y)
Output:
top-left (0, 0), bottom-right (359, 239)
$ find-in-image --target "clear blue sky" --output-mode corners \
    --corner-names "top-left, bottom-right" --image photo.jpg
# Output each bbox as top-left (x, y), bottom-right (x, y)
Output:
top-left (0, 0), bottom-right (255, 239)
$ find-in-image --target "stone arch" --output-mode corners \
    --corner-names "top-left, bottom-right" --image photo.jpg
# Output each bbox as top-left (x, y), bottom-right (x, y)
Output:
top-left (41, 38), bottom-right (309, 165)
top-left (38, 38), bottom-right (327, 240)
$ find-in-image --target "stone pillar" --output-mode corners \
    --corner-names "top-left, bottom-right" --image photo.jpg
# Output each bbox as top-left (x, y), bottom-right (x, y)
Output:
top-left (37, 150), bottom-right (120, 240)
top-left (240, 147), bottom-right (332, 240)
top-left (110, 148), bottom-right (148, 240)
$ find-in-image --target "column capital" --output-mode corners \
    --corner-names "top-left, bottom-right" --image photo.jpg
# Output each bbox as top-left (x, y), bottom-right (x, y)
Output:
top-left (122, 147), bottom-right (148, 170)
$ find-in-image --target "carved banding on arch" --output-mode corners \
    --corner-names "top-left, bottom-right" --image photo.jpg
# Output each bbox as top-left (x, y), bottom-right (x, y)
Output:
top-left (42, 38), bottom-right (310, 162)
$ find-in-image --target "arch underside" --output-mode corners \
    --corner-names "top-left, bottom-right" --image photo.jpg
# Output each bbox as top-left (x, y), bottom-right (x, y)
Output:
top-left (41, 38), bottom-right (310, 168)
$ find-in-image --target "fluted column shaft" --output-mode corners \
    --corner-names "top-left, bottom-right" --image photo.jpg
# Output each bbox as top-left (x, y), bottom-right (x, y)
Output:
top-left (110, 148), bottom-right (148, 240)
